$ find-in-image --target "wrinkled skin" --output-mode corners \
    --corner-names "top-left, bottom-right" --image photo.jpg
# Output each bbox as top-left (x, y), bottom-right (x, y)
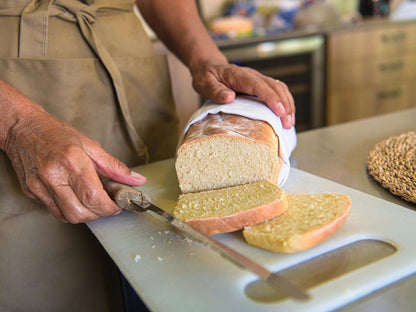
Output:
top-left (0, 83), bottom-right (146, 223)
top-left (1, 0), bottom-right (297, 224)
top-left (138, 0), bottom-right (296, 129)
top-left (190, 63), bottom-right (295, 129)
top-left (1, 60), bottom-right (295, 224)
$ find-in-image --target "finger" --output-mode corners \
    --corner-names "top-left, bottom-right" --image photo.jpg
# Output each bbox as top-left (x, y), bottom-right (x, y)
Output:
top-left (215, 67), bottom-right (279, 108)
top-left (252, 78), bottom-right (294, 122)
top-left (68, 166), bottom-right (122, 218)
top-left (281, 114), bottom-right (294, 129)
top-left (10, 161), bottom-right (40, 201)
top-left (228, 71), bottom-right (296, 129)
top-left (267, 78), bottom-right (295, 116)
top-left (266, 79), bottom-right (296, 129)
top-left (243, 77), bottom-right (289, 116)
top-left (37, 192), bottom-right (68, 223)
top-left (36, 151), bottom-right (121, 222)
top-left (193, 75), bottom-right (236, 104)
top-left (51, 182), bottom-right (101, 224)
top-left (24, 177), bottom-right (68, 222)
top-left (80, 136), bottom-right (147, 186)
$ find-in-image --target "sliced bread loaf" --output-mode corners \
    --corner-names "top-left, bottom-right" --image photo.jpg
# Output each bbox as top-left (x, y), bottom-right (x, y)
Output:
top-left (175, 113), bottom-right (281, 193)
top-left (242, 193), bottom-right (351, 253)
top-left (173, 180), bottom-right (288, 235)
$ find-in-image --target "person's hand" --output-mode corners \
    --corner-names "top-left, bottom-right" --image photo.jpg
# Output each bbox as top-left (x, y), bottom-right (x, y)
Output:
top-left (137, 0), bottom-right (294, 128)
top-left (191, 62), bottom-right (296, 129)
top-left (2, 105), bottom-right (146, 224)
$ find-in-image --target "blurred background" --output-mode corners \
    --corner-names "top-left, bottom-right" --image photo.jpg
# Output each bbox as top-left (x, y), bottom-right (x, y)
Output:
top-left (139, 0), bottom-right (416, 133)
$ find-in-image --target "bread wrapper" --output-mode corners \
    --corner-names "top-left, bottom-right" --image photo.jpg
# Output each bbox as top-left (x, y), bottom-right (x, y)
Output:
top-left (178, 95), bottom-right (297, 186)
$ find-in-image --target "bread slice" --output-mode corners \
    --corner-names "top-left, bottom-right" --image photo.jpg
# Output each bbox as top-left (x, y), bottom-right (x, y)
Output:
top-left (173, 180), bottom-right (288, 235)
top-left (243, 193), bottom-right (351, 253)
top-left (175, 113), bottom-right (281, 193)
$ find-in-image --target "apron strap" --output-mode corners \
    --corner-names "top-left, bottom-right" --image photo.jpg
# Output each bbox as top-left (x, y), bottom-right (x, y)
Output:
top-left (19, 0), bottom-right (54, 58)
top-left (54, 0), bottom-right (149, 162)
top-left (0, 0), bottom-right (149, 162)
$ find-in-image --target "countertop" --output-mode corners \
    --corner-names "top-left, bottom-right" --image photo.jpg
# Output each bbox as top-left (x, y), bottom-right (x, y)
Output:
top-left (291, 107), bottom-right (416, 311)
top-left (88, 108), bottom-right (415, 311)
top-left (214, 17), bottom-right (416, 49)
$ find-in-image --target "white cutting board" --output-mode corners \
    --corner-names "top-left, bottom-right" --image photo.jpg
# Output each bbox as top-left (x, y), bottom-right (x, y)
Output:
top-left (88, 158), bottom-right (416, 312)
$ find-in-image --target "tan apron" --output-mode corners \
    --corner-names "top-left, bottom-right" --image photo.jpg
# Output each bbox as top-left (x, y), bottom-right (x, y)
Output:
top-left (0, 0), bottom-right (179, 311)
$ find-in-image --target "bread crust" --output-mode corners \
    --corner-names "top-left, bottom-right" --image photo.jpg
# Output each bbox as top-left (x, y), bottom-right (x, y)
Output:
top-left (176, 113), bottom-right (280, 192)
top-left (243, 194), bottom-right (351, 253)
top-left (179, 113), bottom-right (278, 147)
top-left (184, 195), bottom-right (288, 235)
top-left (278, 197), bottom-right (351, 253)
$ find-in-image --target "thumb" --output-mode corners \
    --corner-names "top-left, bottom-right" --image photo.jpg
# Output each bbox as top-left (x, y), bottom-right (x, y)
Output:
top-left (95, 154), bottom-right (146, 186)
top-left (82, 138), bottom-right (146, 186)
top-left (211, 88), bottom-right (236, 104)
top-left (193, 77), bottom-right (235, 104)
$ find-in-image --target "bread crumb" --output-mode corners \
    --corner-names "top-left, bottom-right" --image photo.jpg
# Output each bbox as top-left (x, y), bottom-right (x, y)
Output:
top-left (157, 256), bottom-right (163, 262)
top-left (134, 254), bottom-right (141, 262)
top-left (152, 245), bottom-right (156, 249)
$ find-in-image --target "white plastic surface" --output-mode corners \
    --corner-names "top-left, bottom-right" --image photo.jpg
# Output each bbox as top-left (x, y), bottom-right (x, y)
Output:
top-left (178, 95), bottom-right (297, 186)
top-left (88, 158), bottom-right (416, 312)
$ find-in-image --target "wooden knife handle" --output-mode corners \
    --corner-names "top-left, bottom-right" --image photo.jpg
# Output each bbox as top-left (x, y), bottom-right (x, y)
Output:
top-left (101, 178), bottom-right (151, 211)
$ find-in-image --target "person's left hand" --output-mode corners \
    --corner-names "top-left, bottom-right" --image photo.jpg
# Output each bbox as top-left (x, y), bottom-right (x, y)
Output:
top-left (190, 63), bottom-right (295, 129)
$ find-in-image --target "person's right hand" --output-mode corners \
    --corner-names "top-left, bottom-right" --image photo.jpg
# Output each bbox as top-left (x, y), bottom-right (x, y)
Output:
top-left (1, 94), bottom-right (146, 224)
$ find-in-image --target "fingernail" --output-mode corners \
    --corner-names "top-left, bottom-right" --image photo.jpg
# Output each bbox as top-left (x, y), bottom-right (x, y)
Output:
top-left (219, 90), bottom-right (232, 101)
top-left (277, 102), bottom-right (286, 115)
top-left (113, 209), bottom-right (122, 216)
top-left (130, 171), bottom-right (146, 183)
top-left (286, 114), bottom-right (292, 126)
top-left (291, 113), bottom-right (296, 125)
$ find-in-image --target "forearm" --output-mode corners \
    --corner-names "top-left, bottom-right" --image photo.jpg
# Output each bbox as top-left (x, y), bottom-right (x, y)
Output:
top-left (136, 0), bottom-right (227, 72)
top-left (0, 80), bottom-right (146, 223)
top-left (0, 79), bottom-right (45, 150)
top-left (136, 1), bottom-right (295, 128)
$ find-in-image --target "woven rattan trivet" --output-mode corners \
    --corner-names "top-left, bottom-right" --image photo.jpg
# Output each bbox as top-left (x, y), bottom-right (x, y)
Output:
top-left (367, 131), bottom-right (416, 203)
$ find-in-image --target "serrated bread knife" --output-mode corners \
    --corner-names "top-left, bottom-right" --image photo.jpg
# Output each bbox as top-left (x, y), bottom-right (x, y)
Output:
top-left (102, 179), bottom-right (310, 301)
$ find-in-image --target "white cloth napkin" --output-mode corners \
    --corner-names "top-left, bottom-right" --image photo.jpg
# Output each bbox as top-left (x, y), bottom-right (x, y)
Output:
top-left (178, 95), bottom-right (297, 186)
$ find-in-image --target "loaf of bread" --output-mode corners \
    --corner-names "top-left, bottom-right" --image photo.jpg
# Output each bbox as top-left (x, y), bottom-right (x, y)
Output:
top-left (209, 16), bottom-right (254, 35)
top-left (242, 193), bottom-right (351, 253)
top-left (175, 113), bottom-right (281, 193)
top-left (173, 180), bottom-right (288, 235)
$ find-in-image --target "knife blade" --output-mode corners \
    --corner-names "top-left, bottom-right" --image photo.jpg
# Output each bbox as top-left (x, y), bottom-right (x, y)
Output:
top-left (102, 179), bottom-right (310, 301)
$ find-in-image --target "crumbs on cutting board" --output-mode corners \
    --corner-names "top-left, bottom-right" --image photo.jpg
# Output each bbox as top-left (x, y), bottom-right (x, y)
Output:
top-left (132, 230), bottom-right (195, 263)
